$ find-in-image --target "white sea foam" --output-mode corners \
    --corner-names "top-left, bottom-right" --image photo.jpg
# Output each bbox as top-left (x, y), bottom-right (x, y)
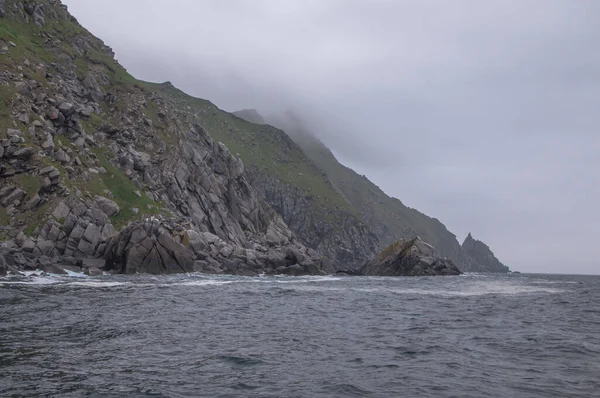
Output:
top-left (169, 280), bottom-right (235, 287)
top-left (69, 281), bottom-right (132, 288)
top-left (64, 269), bottom-right (88, 278)
top-left (0, 275), bottom-right (62, 285)
top-left (386, 285), bottom-right (565, 296)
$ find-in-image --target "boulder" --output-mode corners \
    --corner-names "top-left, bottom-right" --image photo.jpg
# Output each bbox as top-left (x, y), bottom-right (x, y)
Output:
top-left (43, 264), bottom-right (67, 275)
top-left (54, 149), bottom-right (70, 164)
top-left (85, 267), bottom-right (103, 276)
top-left (361, 237), bottom-right (462, 277)
top-left (95, 196), bottom-right (119, 217)
top-left (15, 82), bottom-right (30, 96)
top-left (58, 102), bottom-right (76, 118)
top-left (13, 147), bottom-right (34, 159)
top-left (104, 218), bottom-right (194, 274)
top-left (0, 254), bottom-right (7, 276)
top-left (1, 188), bottom-right (24, 207)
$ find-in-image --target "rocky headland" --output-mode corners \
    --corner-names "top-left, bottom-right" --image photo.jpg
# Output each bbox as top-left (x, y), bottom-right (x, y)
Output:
top-left (0, 0), bottom-right (508, 277)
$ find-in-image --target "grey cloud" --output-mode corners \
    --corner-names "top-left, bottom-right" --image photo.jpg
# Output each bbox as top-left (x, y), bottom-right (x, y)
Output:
top-left (63, 0), bottom-right (600, 274)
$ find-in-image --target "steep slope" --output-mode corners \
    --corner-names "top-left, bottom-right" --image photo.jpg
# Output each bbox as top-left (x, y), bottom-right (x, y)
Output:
top-left (0, 0), bottom-right (335, 275)
top-left (232, 109), bottom-right (265, 125)
top-left (147, 86), bottom-right (379, 267)
top-left (462, 233), bottom-right (510, 273)
top-left (261, 112), bottom-right (491, 272)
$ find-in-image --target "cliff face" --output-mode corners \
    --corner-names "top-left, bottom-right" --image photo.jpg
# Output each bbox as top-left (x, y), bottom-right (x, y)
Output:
top-left (146, 88), bottom-right (380, 268)
top-left (462, 233), bottom-right (510, 273)
top-left (0, 0), bottom-right (336, 275)
top-left (0, 0), bottom-right (509, 275)
top-left (262, 113), bottom-right (487, 272)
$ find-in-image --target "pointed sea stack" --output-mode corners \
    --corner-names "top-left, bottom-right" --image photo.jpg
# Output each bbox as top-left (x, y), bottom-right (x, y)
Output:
top-left (462, 233), bottom-right (510, 273)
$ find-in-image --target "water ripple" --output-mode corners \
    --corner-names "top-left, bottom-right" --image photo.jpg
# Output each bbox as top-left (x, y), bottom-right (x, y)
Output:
top-left (0, 273), bottom-right (599, 397)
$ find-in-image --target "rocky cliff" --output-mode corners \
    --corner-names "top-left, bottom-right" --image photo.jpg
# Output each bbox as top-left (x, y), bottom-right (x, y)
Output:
top-left (0, 0), bottom-right (335, 276)
top-left (242, 111), bottom-right (488, 272)
top-left (0, 0), bottom-right (508, 276)
top-left (462, 233), bottom-right (510, 273)
top-left (149, 87), bottom-right (380, 268)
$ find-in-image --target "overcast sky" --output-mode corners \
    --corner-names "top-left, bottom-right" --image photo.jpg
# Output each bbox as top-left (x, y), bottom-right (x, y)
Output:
top-left (63, 0), bottom-right (600, 274)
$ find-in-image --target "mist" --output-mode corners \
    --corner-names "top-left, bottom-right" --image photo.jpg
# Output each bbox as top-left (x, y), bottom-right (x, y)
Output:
top-left (62, 0), bottom-right (600, 274)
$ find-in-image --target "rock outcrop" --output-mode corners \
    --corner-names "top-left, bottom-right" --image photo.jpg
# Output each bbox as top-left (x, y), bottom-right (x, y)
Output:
top-left (0, 0), bottom-right (504, 278)
top-left (0, 0), bottom-right (333, 276)
top-left (263, 111), bottom-right (494, 272)
top-left (103, 217), bottom-right (332, 276)
top-left (361, 237), bottom-right (462, 276)
top-left (462, 233), bottom-right (510, 273)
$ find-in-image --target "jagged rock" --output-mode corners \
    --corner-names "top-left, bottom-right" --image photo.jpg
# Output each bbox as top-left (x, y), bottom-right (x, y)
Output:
top-left (361, 237), bottom-right (462, 277)
top-left (15, 81), bottom-right (30, 95)
top-left (21, 238), bottom-right (36, 253)
top-left (52, 201), bottom-right (70, 219)
top-left (13, 147), bottom-right (34, 159)
top-left (22, 194), bottom-right (41, 210)
top-left (18, 112), bottom-right (29, 124)
top-left (1, 188), bottom-right (24, 207)
top-left (462, 233), bottom-right (510, 273)
top-left (49, 109), bottom-right (65, 126)
top-left (85, 267), bottom-right (103, 276)
top-left (44, 264), bottom-right (68, 275)
top-left (104, 218), bottom-right (194, 274)
top-left (95, 196), bottom-right (119, 217)
top-left (35, 239), bottom-right (56, 256)
top-left (58, 102), bottom-right (76, 118)
top-left (0, 255), bottom-right (7, 276)
top-left (83, 224), bottom-right (101, 246)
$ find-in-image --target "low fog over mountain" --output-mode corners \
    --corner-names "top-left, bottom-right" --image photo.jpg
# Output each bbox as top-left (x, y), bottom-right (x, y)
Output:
top-left (63, 0), bottom-right (600, 274)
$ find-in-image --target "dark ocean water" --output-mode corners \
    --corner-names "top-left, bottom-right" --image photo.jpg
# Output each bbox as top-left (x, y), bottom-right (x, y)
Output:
top-left (0, 272), bottom-right (599, 398)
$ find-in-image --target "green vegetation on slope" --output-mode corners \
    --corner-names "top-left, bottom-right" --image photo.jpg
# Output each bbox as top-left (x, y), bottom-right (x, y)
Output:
top-left (0, 2), bottom-right (170, 232)
top-left (143, 82), bottom-right (355, 213)
top-left (276, 120), bottom-right (475, 267)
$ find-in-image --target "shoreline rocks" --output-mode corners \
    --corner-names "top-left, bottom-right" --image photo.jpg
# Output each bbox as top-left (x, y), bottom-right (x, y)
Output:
top-left (361, 237), bottom-right (462, 277)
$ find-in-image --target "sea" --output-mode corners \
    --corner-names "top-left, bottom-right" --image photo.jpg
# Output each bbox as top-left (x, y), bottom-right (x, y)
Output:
top-left (0, 272), bottom-right (599, 397)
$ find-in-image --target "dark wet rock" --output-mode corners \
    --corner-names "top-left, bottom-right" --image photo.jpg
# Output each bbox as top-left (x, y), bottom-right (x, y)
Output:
top-left (335, 269), bottom-right (365, 276)
top-left (43, 264), bottom-right (68, 275)
top-left (0, 254), bottom-right (7, 276)
top-left (85, 267), bottom-right (103, 276)
top-left (104, 218), bottom-right (194, 274)
top-left (361, 237), bottom-right (462, 277)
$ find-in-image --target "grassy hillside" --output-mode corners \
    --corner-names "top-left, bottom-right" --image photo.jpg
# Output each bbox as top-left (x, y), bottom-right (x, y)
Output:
top-left (144, 83), bottom-right (356, 214)
top-left (0, 1), bottom-right (168, 237)
top-left (268, 117), bottom-right (479, 270)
